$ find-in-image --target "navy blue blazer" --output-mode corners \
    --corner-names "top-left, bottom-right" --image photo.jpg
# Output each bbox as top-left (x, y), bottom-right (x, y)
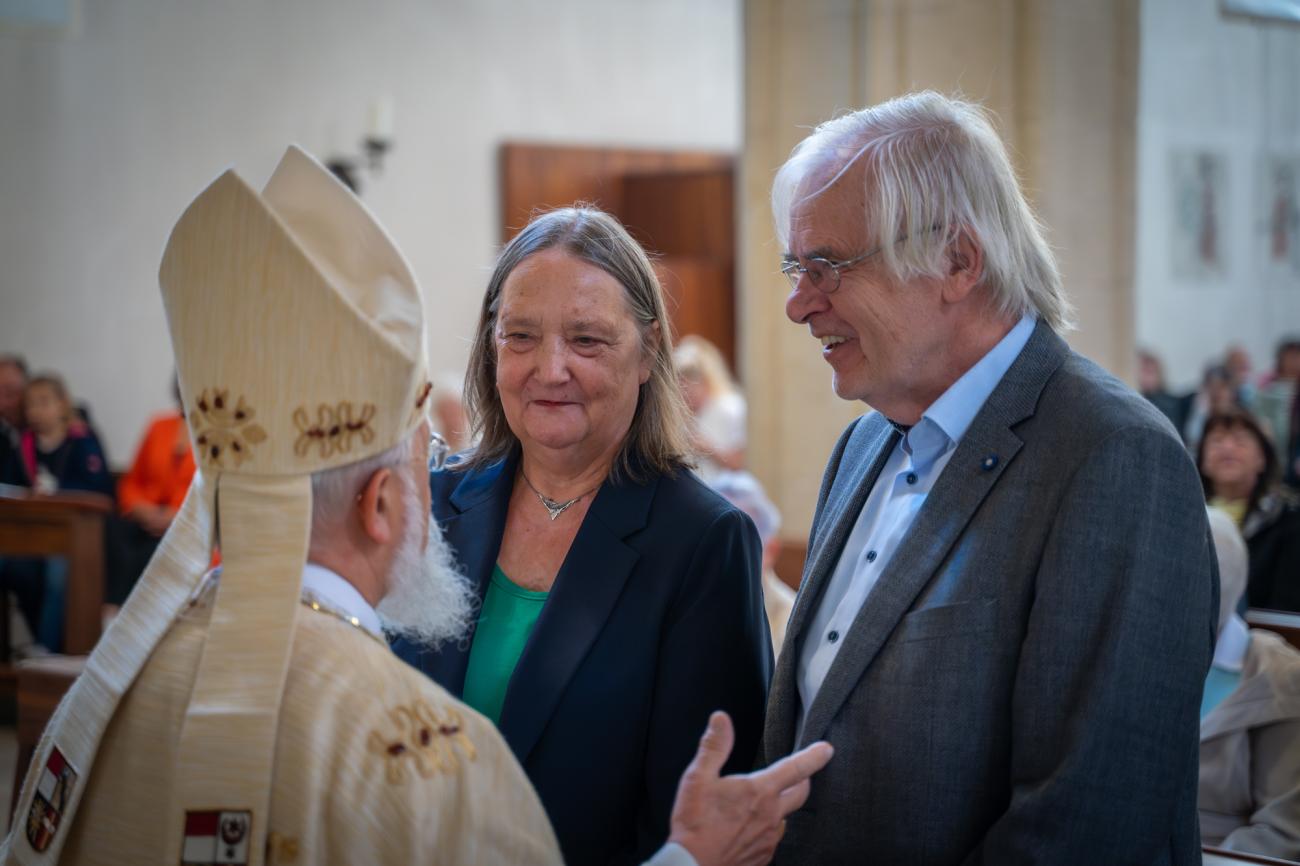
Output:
top-left (395, 451), bottom-right (771, 866)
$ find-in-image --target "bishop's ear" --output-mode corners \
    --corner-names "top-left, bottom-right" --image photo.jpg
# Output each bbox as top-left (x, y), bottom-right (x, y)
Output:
top-left (356, 467), bottom-right (399, 546)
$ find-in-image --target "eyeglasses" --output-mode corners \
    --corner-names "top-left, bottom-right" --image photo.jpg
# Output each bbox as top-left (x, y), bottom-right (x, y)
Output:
top-left (429, 431), bottom-right (451, 472)
top-left (781, 226), bottom-right (944, 294)
top-left (780, 246), bottom-right (884, 294)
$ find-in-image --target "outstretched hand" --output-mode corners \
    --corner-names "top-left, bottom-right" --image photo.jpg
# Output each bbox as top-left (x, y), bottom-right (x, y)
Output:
top-left (667, 712), bottom-right (833, 866)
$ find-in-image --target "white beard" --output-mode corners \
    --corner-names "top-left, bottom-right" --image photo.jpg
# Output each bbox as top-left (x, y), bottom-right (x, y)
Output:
top-left (377, 482), bottom-right (476, 648)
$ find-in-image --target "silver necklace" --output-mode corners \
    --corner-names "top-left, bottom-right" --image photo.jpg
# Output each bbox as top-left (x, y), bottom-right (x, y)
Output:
top-left (521, 471), bottom-right (596, 521)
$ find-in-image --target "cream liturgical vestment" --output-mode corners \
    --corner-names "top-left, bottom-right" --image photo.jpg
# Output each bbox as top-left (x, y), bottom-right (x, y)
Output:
top-left (1, 146), bottom-right (562, 865)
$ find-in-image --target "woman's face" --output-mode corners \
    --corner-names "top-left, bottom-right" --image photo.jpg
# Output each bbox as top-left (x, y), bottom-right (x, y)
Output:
top-left (494, 249), bottom-right (654, 461)
top-left (1202, 424), bottom-right (1266, 495)
top-left (25, 384), bottom-right (68, 436)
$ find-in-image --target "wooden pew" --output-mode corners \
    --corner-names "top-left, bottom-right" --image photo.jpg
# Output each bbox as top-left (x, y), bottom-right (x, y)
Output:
top-left (1247, 609), bottom-right (1300, 653)
top-left (1204, 845), bottom-right (1300, 865)
top-left (0, 489), bottom-right (111, 656)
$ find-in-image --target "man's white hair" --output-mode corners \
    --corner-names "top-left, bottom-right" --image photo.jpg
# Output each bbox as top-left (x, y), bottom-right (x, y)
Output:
top-left (773, 90), bottom-right (1073, 332)
top-left (309, 435), bottom-right (416, 536)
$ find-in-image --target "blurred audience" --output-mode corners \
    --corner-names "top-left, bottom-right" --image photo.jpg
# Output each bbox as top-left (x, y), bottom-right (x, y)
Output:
top-left (1137, 349), bottom-right (1192, 434)
top-left (708, 470), bottom-right (796, 657)
top-left (674, 335), bottom-right (746, 481)
top-left (1255, 336), bottom-right (1300, 487)
top-left (0, 354), bottom-right (28, 476)
top-left (0, 373), bottom-right (112, 497)
top-left (1224, 344), bottom-right (1257, 407)
top-left (1199, 506), bottom-right (1300, 858)
top-left (432, 371), bottom-right (472, 454)
top-left (1198, 409), bottom-right (1300, 612)
top-left (1185, 364), bottom-right (1243, 453)
top-left (108, 378), bottom-right (196, 606)
top-left (0, 372), bottom-right (113, 653)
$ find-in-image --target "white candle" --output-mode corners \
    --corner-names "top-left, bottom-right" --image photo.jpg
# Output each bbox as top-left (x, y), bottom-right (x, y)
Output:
top-left (368, 95), bottom-right (395, 140)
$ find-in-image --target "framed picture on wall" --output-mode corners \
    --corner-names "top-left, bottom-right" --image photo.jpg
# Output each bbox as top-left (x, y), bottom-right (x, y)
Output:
top-left (1221, 0), bottom-right (1300, 23)
top-left (1259, 156), bottom-right (1300, 279)
top-left (1170, 150), bottom-right (1229, 282)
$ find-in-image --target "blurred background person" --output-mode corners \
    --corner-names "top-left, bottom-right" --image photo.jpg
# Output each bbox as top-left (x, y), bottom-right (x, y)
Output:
top-left (1199, 506), bottom-right (1300, 858)
top-left (674, 335), bottom-right (747, 482)
top-left (708, 470), bottom-right (796, 657)
top-left (108, 377), bottom-right (196, 609)
top-left (1185, 364), bottom-right (1243, 453)
top-left (432, 370), bottom-right (473, 454)
top-left (397, 207), bottom-right (770, 866)
top-left (1137, 348), bottom-right (1192, 437)
top-left (0, 372), bottom-right (112, 497)
top-left (1198, 409), bottom-right (1300, 612)
top-left (0, 372), bottom-right (113, 653)
top-left (1224, 344), bottom-right (1257, 408)
top-left (0, 354), bottom-right (28, 475)
top-left (1255, 336), bottom-right (1300, 489)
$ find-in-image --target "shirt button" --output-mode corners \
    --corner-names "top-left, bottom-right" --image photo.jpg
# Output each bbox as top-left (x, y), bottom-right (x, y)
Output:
top-left (866, 550), bottom-right (878, 563)
top-left (828, 630), bottom-right (840, 643)
top-left (906, 472), bottom-right (918, 485)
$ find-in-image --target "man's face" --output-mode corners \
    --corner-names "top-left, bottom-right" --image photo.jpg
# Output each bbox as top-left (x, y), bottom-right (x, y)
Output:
top-left (0, 363), bottom-right (25, 427)
top-left (784, 162), bottom-right (946, 409)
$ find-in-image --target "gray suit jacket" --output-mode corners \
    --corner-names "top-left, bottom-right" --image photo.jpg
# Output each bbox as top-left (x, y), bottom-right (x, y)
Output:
top-left (765, 321), bottom-right (1218, 865)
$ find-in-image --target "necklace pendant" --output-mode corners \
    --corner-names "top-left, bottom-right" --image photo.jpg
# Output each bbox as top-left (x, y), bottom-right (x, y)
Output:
top-left (539, 495), bottom-right (576, 521)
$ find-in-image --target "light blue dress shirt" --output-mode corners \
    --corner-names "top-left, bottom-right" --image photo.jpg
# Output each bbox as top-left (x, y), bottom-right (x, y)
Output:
top-left (796, 315), bottom-right (1036, 739)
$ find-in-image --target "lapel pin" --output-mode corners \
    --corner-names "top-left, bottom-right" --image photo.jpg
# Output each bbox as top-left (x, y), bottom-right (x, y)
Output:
top-left (981, 455), bottom-right (999, 471)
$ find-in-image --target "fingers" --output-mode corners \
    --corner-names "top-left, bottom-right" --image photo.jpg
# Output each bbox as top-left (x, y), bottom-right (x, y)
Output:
top-left (755, 740), bottom-right (833, 794)
top-left (687, 711), bottom-right (735, 779)
top-left (775, 778), bottom-right (811, 818)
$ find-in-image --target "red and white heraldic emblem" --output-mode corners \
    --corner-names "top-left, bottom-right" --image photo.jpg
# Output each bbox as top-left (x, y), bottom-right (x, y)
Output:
top-left (25, 746), bottom-right (78, 852)
top-left (181, 810), bottom-right (251, 865)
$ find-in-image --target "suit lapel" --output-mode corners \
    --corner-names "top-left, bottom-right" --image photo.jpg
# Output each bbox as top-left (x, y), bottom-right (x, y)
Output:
top-left (497, 471), bottom-right (656, 763)
top-left (765, 418), bottom-right (896, 758)
top-left (798, 320), bottom-right (1069, 747)
top-left (427, 454), bottom-right (518, 695)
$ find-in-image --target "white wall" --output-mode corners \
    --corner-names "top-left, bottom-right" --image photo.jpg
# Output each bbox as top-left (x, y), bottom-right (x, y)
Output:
top-left (1137, 0), bottom-right (1300, 391)
top-left (0, 0), bottom-right (740, 464)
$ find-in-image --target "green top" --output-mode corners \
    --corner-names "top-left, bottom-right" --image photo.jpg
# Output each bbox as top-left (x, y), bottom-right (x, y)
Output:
top-left (462, 564), bottom-right (549, 725)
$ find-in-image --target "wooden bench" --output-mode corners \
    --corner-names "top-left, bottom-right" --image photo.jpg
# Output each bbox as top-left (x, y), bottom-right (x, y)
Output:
top-left (0, 490), bottom-right (111, 658)
top-left (1247, 609), bottom-right (1300, 653)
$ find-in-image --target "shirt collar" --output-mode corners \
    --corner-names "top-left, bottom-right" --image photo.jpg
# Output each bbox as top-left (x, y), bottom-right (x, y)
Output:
top-left (1212, 614), bottom-right (1250, 673)
top-left (907, 314), bottom-right (1036, 459)
top-left (301, 562), bottom-right (385, 640)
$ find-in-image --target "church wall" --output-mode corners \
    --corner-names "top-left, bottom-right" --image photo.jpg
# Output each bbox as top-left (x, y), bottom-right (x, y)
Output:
top-left (1135, 0), bottom-right (1300, 391)
top-left (0, 0), bottom-right (741, 463)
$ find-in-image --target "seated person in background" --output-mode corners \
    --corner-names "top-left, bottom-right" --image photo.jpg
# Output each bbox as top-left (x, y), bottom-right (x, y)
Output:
top-left (1199, 506), bottom-right (1300, 858)
top-left (1198, 409), bottom-right (1300, 611)
top-left (0, 372), bottom-right (113, 651)
top-left (109, 377), bottom-right (196, 606)
top-left (431, 371), bottom-right (472, 453)
top-left (1254, 336), bottom-right (1300, 488)
top-left (1186, 364), bottom-right (1244, 453)
top-left (0, 354), bottom-right (28, 476)
top-left (1137, 348), bottom-right (1191, 437)
top-left (674, 335), bottom-right (747, 481)
top-left (709, 470), bottom-right (796, 657)
top-left (0, 372), bottom-right (113, 497)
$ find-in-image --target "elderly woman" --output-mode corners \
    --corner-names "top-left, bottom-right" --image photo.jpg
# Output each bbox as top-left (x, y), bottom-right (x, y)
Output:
top-left (396, 207), bottom-right (771, 866)
top-left (1197, 409), bottom-right (1300, 611)
top-left (1199, 507), bottom-right (1300, 857)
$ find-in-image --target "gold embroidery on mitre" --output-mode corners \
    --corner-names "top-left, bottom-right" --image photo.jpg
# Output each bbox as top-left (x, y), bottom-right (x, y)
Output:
top-left (292, 402), bottom-right (377, 459)
top-left (191, 389), bottom-right (268, 469)
top-left (367, 701), bottom-right (477, 784)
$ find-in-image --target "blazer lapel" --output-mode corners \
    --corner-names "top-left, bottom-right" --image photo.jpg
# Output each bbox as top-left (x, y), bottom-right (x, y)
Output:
top-left (765, 417), bottom-right (896, 759)
top-left (497, 471), bottom-right (657, 763)
top-left (427, 454), bottom-right (517, 695)
top-left (798, 320), bottom-right (1068, 747)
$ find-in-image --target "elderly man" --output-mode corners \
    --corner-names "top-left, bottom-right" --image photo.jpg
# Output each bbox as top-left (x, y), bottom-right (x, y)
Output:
top-left (764, 92), bottom-right (1217, 864)
top-left (3, 148), bottom-right (829, 866)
